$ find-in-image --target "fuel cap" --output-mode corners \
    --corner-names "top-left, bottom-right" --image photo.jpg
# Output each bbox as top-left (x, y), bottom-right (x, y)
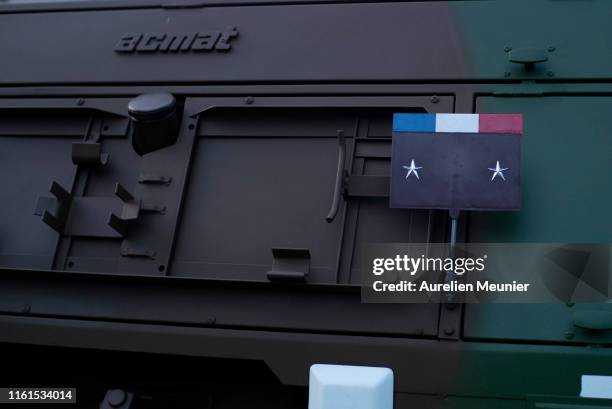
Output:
top-left (128, 92), bottom-right (176, 122)
top-left (128, 92), bottom-right (180, 155)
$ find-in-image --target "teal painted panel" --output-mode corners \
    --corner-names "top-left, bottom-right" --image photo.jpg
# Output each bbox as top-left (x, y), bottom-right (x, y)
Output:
top-left (453, 0), bottom-right (612, 80)
top-left (472, 96), bottom-right (611, 243)
top-left (466, 96), bottom-right (612, 344)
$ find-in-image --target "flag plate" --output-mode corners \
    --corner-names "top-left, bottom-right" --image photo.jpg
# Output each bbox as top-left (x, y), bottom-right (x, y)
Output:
top-left (390, 113), bottom-right (523, 211)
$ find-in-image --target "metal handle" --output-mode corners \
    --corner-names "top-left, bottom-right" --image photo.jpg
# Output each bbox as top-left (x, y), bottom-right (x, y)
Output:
top-left (508, 47), bottom-right (548, 70)
top-left (325, 130), bottom-right (346, 223)
top-left (573, 310), bottom-right (612, 331)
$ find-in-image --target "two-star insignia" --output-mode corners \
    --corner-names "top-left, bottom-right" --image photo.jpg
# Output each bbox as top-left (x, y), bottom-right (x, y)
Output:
top-left (402, 159), bottom-right (509, 181)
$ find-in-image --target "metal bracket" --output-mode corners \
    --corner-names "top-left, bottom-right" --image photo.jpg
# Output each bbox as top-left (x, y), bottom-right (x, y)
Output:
top-left (36, 181), bottom-right (166, 239)
top-left (267, 248), bottom-right (310, 282)
top-left (39, 181), bottom-right (72, 234)
top-left (108, 184), bottom-right (140, 237)
top-left (137, 174), bottom-right (172, 185)
top-left (71, 142), bottom-right (109, 166)
top-left (120, 241), bottom-right (156, 259)
top-left (108, 183), bottom-right (165, 237)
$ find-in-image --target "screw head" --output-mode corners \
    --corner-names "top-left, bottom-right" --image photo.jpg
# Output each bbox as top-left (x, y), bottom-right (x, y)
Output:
top-left (244, 96), bottom-right (254, 105)
top-left (548, 46), bottom-right (556, 52)
top-left (547, 71), bottom-right (555, 77)
top-left (565, 331), bottom-right (575, 340)
top-left (566, 302), bottom-right (575, 307)
top-left (504, 71), bottom-right (511, 77)
top-left (444, 327), bottom-right (455, 336)
top-left (430, 95), bottom-right (440, 104)
top-left (77, 98), bottom-right (85, 106)
top-left (21, 304), bottom-right (31, 314)
top-left (504, 46), bottom-right (512, 52)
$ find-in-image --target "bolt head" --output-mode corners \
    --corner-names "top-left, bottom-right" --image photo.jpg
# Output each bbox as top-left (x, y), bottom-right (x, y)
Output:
top-left (107, 389), bottom-right (126, 407)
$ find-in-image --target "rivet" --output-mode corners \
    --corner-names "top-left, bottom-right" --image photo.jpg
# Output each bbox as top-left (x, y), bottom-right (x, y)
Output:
top-left (245, 96), bottom-right (254, 105)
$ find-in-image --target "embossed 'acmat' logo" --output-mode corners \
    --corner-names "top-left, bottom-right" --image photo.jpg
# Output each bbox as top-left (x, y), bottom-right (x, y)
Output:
top-left (114, 26), bottom-right (238, 53)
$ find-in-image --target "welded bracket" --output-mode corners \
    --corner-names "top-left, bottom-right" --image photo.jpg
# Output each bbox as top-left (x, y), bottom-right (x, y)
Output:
top-left (38, 181), bottom-right (72, 234)
top-left (267, 248), bottom-right (310, 283)
top-left (108, 183), bottom-right (166, 237)
top-left (71, 142), bottom-right (109, 166)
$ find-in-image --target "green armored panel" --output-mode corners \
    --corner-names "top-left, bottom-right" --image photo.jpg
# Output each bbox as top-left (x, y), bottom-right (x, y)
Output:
top-left (466, 96), bottom-right (612, 344)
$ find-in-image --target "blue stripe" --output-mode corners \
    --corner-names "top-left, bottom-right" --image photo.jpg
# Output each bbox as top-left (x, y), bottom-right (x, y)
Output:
top-left (392, 113), bottom-right (436, 133)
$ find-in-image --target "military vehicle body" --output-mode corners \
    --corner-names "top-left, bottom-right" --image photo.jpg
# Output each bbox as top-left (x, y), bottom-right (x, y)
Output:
top-left (0, 0), bottom-right (611, 407)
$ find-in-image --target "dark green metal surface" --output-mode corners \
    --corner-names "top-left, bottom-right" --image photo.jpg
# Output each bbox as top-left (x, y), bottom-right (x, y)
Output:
top-left (467, 96), bottom-right (612, 345)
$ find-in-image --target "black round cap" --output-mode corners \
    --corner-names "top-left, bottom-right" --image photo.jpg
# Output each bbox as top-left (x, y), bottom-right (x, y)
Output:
top-left (128, 92), bottom-right (176, 122)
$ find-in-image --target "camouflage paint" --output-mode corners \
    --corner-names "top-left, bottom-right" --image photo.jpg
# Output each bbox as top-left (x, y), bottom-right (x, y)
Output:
top-left (447, 2), bottom-right (612, 405)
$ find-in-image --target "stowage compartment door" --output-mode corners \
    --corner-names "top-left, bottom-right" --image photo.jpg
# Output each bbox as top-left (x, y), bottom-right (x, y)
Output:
top-left (465, 96), bottom-right (612, 345)
top-left (173, 96), bottom-right (451, 286)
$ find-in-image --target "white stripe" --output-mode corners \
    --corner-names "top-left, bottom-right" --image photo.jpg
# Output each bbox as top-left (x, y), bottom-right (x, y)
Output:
top-left (435, 114), bottom-right (479, 133)
top-left (581, 375), bottom-right (612, 399)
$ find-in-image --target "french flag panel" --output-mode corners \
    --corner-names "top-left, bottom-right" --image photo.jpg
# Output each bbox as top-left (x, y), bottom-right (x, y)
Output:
top-left (393, 113), bottom-right (523, 134)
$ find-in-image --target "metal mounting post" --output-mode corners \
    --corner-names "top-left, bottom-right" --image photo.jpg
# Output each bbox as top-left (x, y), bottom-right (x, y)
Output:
top-left (445, 209), bottom-right (460, 305)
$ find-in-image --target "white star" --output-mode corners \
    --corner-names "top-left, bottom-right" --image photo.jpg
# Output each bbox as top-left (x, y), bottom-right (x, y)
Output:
top-left (488, 161), bottom-right (508, 181)
top-left (403, 159), bottom-right (423, 180)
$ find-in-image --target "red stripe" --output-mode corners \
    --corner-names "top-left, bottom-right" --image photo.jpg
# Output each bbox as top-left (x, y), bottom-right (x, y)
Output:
top-left (479, 114), bottom-right (523, 134)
